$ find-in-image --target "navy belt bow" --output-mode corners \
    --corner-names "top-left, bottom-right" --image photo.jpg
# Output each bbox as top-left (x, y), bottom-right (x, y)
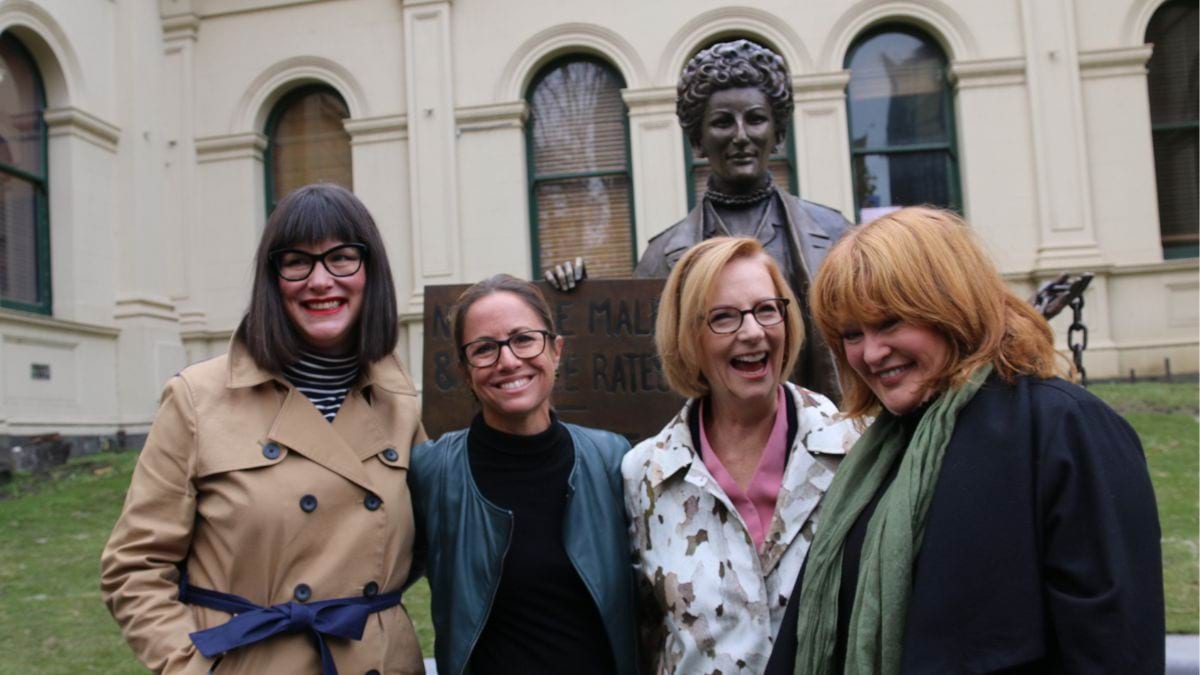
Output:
top-left (179, 573), bottom-right (402, 675)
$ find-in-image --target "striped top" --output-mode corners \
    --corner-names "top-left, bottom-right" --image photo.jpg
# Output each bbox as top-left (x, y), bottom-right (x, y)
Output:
top-left (282, 351), bottom-right (360, 422)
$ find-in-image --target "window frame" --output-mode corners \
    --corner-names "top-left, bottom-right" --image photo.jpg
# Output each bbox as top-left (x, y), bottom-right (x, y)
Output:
top-left (262, 83), bottom-right (352, 217)
top-left (843, 24), bottom-right (963, 223)
top-left (0, 33), bottom-right (50, 315)
top-left (524, 54), bottom-right (638, 277)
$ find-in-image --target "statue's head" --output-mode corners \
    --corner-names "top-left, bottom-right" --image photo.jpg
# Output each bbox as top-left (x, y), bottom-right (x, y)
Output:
top-left (677, 39), bottom-right (793, 149)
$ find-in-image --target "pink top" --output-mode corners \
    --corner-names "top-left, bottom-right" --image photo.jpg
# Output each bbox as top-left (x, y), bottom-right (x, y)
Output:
top-left (699, 386), bottom-right (789, 551)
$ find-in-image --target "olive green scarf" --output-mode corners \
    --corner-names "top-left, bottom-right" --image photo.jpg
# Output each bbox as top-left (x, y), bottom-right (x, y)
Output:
top-left (794, 364), bottom-right (993, 675)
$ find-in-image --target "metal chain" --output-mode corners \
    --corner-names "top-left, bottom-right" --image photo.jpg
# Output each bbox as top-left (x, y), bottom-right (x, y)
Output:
top-left (1030, 272), bottom-right (1093, 387)
top-left (1067, 293), bottom-right (1089, 387)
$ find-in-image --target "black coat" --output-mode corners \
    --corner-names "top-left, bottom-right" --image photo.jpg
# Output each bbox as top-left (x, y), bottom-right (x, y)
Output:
top-left (770, 375), bottom-right (1165, 674)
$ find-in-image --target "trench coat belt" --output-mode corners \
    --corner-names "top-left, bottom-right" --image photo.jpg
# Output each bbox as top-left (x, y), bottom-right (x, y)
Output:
top-left (178, 571), bottom-right (403, 675)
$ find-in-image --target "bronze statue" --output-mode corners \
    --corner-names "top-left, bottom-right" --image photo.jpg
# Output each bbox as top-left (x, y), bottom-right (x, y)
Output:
top-left (546, 39), bottom-right (850, 401)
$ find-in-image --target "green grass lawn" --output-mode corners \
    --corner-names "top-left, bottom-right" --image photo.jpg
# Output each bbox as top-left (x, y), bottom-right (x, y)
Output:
top-left (0, 381), bottom-right (1195, 672)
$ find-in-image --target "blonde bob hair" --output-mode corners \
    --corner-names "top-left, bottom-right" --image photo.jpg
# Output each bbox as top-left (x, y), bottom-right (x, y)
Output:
top-left (810, 207), bottom-right (1063, 419)
top-left (656, 237), bottom-right (803, 399)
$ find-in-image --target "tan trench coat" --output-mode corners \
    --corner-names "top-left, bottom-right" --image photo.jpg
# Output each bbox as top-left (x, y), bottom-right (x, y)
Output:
top-left (101, 339), bottom-right (426, 675)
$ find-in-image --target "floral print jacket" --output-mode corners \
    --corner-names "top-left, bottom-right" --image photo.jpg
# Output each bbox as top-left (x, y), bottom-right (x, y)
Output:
top-left (621, 383), bottom-right (860, 674)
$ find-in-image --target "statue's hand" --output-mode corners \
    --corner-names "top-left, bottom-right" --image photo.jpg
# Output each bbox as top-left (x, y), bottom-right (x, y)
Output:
top-left (543, 257), bottom-right (587, 291)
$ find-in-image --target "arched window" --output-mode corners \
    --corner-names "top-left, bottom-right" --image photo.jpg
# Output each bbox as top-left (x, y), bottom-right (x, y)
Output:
top-left (683, 39), bottom-right (798, 210)
top-left (1146, 0), bottom-right (1198, 259)
top-left (0, 33), bottom-right (48, 314)
top-left (526, 57), bottom-right (635, 278)
top-left (844, 26), bottom-right (961, 224)
top-left (264, 85), bottom-right (352, 214)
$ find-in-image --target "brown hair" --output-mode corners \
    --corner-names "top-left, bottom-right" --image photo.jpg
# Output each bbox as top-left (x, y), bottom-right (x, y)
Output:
top-left (450, 274), bottom-right (557, 368)
top-left (239, 183), bottom-right (399, 372)
top-left (809, 207), bottom-right (1063, 419)
top-left (655, 237), bottom-right (803, 399)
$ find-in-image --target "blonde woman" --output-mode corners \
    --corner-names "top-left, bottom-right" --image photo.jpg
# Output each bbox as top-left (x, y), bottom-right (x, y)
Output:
top-left (623, 237), bottom-right (860, 673)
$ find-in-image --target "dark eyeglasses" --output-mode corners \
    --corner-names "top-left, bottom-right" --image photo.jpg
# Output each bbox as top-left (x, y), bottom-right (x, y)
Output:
top-left (706, 297), bottom-right (790, 334)
top-left (269, 243), bottom-right (366, 282)
top-left (460, 330), bottom-right (554, 368)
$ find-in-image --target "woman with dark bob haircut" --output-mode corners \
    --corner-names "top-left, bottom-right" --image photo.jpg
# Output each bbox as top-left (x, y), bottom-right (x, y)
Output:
top-left (409, 274), bottom-right (638, 675)
top-left (776, 207), bottom-right (1164, 674)
top-left (102, 183), bottom-right (427, 674)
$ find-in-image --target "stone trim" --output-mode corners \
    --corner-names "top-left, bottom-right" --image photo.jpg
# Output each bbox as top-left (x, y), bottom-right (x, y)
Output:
top-left (1078, 45), bottom-right (1153, 80)
top-left (194, 132), bottom-right (267, 163)
top-left (950, 57), bottom-right (1026, 89)
top-left (44, 107), bottom-right (121, 153)
top-left (455, 102), bottom-right (526, 132)
top-left (0, 308), bottom-right (119, 337)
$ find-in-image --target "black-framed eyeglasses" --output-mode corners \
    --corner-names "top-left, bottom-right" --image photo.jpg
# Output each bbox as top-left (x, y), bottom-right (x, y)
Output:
top-left (460, 330), bottom-right (554, 368)
top-left (269, 243), bottom-right (366, 282)
top-left (706, 297), bottom-right (790, 334)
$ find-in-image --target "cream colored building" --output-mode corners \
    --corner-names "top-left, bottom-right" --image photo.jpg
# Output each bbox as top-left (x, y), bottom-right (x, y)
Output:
top-left (0, 0), bottom-right (1195, 447)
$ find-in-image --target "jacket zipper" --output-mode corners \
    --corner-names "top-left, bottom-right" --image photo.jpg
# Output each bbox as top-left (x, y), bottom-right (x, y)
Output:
top-left (459, 512), bottom-right (513, 675)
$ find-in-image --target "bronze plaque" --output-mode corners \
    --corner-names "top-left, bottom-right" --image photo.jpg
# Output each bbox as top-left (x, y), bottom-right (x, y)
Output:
top-left (421, 279), bottom-right (684, 443)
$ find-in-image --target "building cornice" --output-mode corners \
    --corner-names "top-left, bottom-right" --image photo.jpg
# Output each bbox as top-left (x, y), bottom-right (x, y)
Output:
top-left (455, 102), bottom-right (526, 132)
top-left (44, 107), bottom-right (121, 153)
top-left (345, 114), bottom-right (408, 144)
top-left (194, 132), bottom-right (267, 163)
top-left (950, 57), bottom-right (1026, 89)
top-left (792, 71), bottom-right (851, 102)
top-left (1078, 45), bottom-right (1153, 80)
top-left (0, 309), bottom-right (120, 337)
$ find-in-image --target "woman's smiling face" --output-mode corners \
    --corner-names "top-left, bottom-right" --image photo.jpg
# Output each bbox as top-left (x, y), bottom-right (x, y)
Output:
top-left (461, 291), bottom-right (563, 435)
top-left (276, 239), bottom-right (366, 354)
top-left (841, 318), bottom-right (951, 415)
top-left (698, 255), bottom-right (787, 410)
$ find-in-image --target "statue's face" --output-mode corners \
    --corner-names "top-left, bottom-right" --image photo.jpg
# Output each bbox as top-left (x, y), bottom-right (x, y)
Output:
top-left (695, 86), bottom-right (777, 194)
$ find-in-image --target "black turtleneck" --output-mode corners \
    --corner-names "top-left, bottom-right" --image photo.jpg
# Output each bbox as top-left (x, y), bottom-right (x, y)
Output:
top-left (466, 413), bottom-right (615, 675)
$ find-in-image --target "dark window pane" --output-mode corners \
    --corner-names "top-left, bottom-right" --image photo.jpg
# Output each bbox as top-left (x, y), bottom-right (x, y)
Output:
top-left (1146, 0), bottom-right (1198, 256)
top-left (1152, 127), bottom-right (1199, 252)
top-left (0, 175), bottom-right (40, 304)
top-left (853, 151), bottom-right (952, 219)
top-left (1146, 0), bottom-right (1198, 126)
top-left (268, 87), bottom-right (352, 205)
top-left (534, 175), bottom-right (633, 278)
top-left (530, 62), bottom-right (628, 176)
top-left (846, 31), bottom-right (949, 149)
top-left (0, 34), bottom-right (44, 178)
top-left (528, 59), bottom-right (633, 277)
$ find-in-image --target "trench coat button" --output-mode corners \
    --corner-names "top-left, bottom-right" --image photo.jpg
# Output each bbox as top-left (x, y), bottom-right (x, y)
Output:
top-left (293, 583), bottom-right (312, 602)
top-left (363, 581), bottom-right (379, 597)
top-left (262, 443), bottom-right (282, 460)
top-left (382, 447), bottom-right (399, 462)
top-left (364, 493), bottom-right (382, 511)
top-left (299, 494), bottom-right (318, 513)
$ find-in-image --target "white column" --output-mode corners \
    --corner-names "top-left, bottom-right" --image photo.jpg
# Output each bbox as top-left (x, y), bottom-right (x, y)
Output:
top-left (193, 132), bottom-right (267, 332)
top-left (1077, 45), bottom-right (1160, 265)
top-left (622, 86), bottom-right (688, 252)
top-left (160, 5), bottom-right (203, 333)
top-left (454, 102), bottom-right (530, 281)
top-left (344, 113), bottom-right (417, 363)
top-left (791, 71), bottom-right (855, 219)
top-left (402, 0), bottom-right (461, 318)
top-left (1018, 0), bottom-right (1105, 269)
top-left (950, 57), bottom-right (1041, 274)
top-left (43, 108), bottom-right (120, 326)
top-left (109, 1), bottom-right (187, 429)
